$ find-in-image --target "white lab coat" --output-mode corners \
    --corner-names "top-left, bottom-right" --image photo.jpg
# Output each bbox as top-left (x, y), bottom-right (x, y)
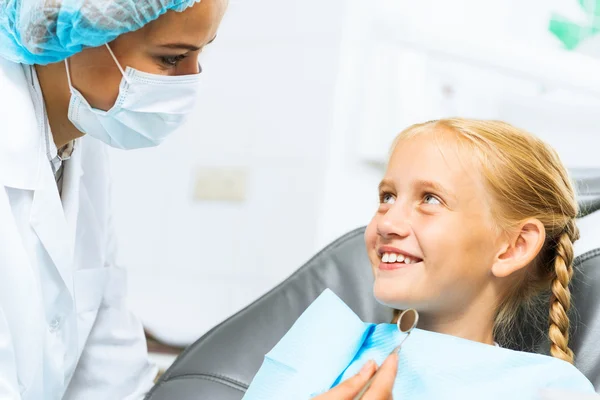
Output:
top-left (0, 58), bottom-right (157, 398)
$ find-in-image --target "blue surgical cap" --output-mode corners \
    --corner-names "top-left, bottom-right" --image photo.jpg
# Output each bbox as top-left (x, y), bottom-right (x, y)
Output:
top-left (0, 0), bottom-right (202, 65)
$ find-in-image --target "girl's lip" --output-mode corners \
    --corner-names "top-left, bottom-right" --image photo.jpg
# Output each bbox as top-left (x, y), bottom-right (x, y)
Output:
top-left (378, 260), bottom-right (422, 271)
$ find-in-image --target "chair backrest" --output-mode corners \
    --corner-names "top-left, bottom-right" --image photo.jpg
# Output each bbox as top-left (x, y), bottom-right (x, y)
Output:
top-left (145, 227), bottom-right (391, 400)
top-left (571, 242), bottom-right (600, 390)
top-left (145, 170), bottom-right (600, 400)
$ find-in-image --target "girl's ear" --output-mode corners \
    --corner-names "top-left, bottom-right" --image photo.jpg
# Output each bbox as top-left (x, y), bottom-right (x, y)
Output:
top-left (492, 219), bottom-right (545, 278)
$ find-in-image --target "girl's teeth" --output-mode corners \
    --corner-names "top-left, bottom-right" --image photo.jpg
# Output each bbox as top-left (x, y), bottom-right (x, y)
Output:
top-left (381, 252), bottom-right (421, 264)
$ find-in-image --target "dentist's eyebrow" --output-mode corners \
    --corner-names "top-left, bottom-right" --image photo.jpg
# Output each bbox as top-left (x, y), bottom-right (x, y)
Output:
top-left (159, 43), bottom-right (202, 51)
top-left (158, 36), bottom-right (217, 52)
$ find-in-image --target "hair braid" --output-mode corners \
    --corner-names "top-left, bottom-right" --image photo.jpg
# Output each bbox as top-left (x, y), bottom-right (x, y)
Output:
top-left (548, 220), bottom-right (578, 364)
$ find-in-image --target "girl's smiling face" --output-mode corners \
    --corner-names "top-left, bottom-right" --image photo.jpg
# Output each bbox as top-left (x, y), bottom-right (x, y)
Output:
top-left (365, 129), bottom-right (503, 316)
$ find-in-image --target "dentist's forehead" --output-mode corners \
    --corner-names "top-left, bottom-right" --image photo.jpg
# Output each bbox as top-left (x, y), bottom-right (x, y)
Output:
top-left (144, 0), bottom-right (227, 47)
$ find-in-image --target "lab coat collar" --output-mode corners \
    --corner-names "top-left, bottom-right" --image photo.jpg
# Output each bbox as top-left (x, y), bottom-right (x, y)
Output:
top-left (0, 58), bottom-right (44, 190)
top-left (29, 168), bottom-right (74, 294)
top-left (29, 144), bottom-right (83, 296)
top-left (0, 57), bottom-right (84, 294)
top-left (62, 143), bottom-right (84, 247)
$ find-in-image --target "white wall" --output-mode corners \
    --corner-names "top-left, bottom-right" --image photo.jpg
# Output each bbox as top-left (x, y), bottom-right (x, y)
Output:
top-left (109, 0), bottom-right (600, 345)
top-left (109, 0), bottom-right (348, 345)
top-left (316, 0), bottom-right (600, 247)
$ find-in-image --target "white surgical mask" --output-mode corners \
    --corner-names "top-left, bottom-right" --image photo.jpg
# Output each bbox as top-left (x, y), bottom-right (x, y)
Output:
top-left (65, 44), bottom-right (201, 150)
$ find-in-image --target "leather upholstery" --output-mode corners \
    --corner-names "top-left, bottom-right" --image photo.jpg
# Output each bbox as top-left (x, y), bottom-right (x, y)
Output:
top-left (146, 227), bottom-right (390, 400)
top-left (572, 168), bottom-right (600, 217)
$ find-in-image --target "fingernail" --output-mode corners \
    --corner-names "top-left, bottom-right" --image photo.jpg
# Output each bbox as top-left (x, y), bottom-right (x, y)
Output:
top-left (359, 360), bottom-right (375, 377)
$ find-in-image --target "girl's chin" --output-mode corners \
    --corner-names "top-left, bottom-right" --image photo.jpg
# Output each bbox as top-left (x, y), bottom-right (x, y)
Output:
top-left (373, 288), bottom-right (411, 310)
top-left (373, 279), bottom-right (425, 310)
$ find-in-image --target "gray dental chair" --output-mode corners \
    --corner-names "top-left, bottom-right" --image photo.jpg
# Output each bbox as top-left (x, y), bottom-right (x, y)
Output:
top-left (145, 169), bottom-right (600, 400)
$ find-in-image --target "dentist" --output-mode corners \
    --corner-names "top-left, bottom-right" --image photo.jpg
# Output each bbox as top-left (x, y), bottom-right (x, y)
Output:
top-left (0, 1), bottom-right (226, 398)
top-left (0, 0), bottom-right (397, 399)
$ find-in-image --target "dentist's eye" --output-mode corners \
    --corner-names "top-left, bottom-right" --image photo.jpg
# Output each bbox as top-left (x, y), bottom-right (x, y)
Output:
top-left (159, 54), bottom-right (188, 67)
top-left (380, 192), bottom-right (396, 204)
top-left (423, 193), bottom-right (441, 205)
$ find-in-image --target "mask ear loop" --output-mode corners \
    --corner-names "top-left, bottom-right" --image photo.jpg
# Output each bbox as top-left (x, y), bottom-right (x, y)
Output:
top-left (64, 58), bottom-right (74, 93)
top-left (105, 43), bottom-right (131, 85)
top-left (63, 43), bottom-right (130, 92)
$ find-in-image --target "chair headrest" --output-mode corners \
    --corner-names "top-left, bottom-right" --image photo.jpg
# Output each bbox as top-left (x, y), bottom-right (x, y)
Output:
top-left (572, 168), bottom-right (600, 217)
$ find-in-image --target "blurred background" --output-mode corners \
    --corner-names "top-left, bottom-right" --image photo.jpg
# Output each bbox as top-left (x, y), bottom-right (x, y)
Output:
top-left (107, 0), bottom-right (600, 368)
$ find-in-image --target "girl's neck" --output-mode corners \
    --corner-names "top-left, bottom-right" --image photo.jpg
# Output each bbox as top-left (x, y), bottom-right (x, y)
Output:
top-left (395, 294), bottom-right (498, 345)
top-left (417, 314), bottom-right (495, 345)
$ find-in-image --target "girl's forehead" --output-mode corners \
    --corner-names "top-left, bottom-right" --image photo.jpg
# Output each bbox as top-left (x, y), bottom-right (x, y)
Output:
top-left (387, 132), bottom-right (490, 201)
top-left (389, 130), bottom-right (479, 176)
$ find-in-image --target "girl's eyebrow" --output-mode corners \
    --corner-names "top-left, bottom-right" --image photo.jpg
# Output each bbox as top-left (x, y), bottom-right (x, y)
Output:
top-left (378, 178), bottom-right (457, 202)
top-left (415, 179), bottom-right (457, 201)
top-left (378, 178), bottom-right (394, 192)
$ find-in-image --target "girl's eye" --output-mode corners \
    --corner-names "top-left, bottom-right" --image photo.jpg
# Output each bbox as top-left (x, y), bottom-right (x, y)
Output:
top-left (423, 193), bottom-right (441, 205)
top-left (380, 193), bottom-right (396, 205)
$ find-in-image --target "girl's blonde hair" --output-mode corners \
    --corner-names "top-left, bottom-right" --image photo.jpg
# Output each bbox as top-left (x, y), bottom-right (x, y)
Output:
top-left (391, 118), bottom-right (579, 364)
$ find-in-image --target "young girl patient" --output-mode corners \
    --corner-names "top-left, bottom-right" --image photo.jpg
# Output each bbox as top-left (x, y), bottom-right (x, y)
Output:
top-left (243, 118), bottom-right (597, 399)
